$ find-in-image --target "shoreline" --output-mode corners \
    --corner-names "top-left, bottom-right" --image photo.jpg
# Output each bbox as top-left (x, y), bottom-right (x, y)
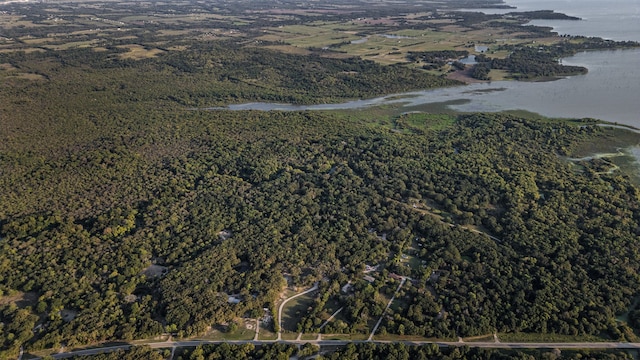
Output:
top-left (446, 67), bottom-right (489, 84)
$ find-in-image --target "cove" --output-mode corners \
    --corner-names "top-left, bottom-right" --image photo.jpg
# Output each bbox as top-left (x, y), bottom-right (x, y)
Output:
top-left (213, 48), bottom-right (640, 129)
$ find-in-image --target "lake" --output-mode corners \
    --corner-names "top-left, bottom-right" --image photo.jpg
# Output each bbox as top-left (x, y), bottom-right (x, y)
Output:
top-left (214, 0), bottom-right (640, 175)
top-left (459, 0), bottom-right (640, 42)
top-left (508, 0), bottom-right (640, 42)
top-left (218, 2), bottom-right (640, 126)
top-left (222, 48), bottom-right (640, 128)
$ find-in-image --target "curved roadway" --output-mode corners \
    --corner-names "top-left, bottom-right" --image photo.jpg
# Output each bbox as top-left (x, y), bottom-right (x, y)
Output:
top-left (277, 282), bottom-right (319, 340)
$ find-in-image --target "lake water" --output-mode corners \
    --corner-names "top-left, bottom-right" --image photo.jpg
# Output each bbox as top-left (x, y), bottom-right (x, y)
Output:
top-left (223, 48), bottom-right (640, 128)
top-left (460, 0), bottom-right (640, 42)
top-left (220, 1), bottom-right (640, 128)
top-left (447, 49), bottom-right (640, 126)
top-left (216, 1), bottom-right (640, 175)
top-left (509, 0), bottom-right (640, 42)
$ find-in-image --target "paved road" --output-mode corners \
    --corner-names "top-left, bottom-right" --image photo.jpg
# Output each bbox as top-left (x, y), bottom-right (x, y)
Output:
top-left (37, 339), bottom-right (640, 359)
top-left (27, 281), bottom-right (640, 358)
top-left (368, 277), bottom-right (406, 341)
top-left (277, 282), bottom-right (319, 340)
top-left (253, 318), bottom-right (260, 341)
top-left (319, 307), bottom-right (344, 330)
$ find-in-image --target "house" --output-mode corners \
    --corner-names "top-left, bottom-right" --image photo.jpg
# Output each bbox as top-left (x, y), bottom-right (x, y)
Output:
top-left (341, 281), bottom-right (353, 293)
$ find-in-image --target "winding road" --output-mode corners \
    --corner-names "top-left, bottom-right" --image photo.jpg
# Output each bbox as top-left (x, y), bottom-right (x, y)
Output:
top-left (277, 282), bottom-right (319, 340)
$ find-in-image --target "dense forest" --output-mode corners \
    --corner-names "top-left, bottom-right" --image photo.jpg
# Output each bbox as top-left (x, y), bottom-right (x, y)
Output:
top-left (324, 343), bottom-right (633, 360)
top-left (59, 344), bottom-right (301, 360)
top-left (1, 4), bottom-right (640, 359)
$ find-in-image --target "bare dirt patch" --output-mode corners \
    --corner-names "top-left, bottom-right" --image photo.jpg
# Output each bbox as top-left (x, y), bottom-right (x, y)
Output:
top-left (60, 309), bottom-right (78, 322)
top-left (0, 291), bottom-right (38, 307)
top-left (0, 48), bottom-right (46, 54)
top-left (12, 73), bottom-right (47, 80)
top-left (218, 229), bottom-right (233, 240)
top-left (166, 45), bottom-right (189, 51)
top-left (446, 67), bottom-right (488, 84)
top-left (0, 62), bottom-right (17, 71)
top-left (142, 264), bottom-right (168, 278)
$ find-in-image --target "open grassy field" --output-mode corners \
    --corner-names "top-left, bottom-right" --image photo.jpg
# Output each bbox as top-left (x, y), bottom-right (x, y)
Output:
top-left (5, 72), bottom-right (47, 80)
top-left (301, 333), bottom-right (320, 340)
top-left (43, 40), bottom-right (100, 50)
top-left (0, 63), bottom-right (16, 71)
top-left (0, 15), bottom-right (44, 29)
top-left (280, 333), bottom-right (299, 340)
top-left (322, 334), bottom-right (369, 341)
top-left (498, 332), bottom-right (607, 343)
top-left (400, 113), bottom-right (457, 131)
top-left (463, 334), bottom-right (496, 342)
top-left (258, 328), bottom-right (278, 341)
top-left (203, 320), bottom-right (256, 341)
top-left (117, 44), bottom-right (165, 59)
top-left (281, 291), bottom-right (317, 332)
top-left (373, 334), bottom-right (451, 341)
top-left (0, 291), bottom-right (38, 307)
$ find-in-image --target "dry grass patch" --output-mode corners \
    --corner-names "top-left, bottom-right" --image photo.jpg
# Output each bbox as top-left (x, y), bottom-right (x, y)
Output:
top-left (425, 19), bottom-right (458, 25)
top-left (166, 45), bottom-right (189, 51)
top-left (141, 264), bottom-right (168, 278)
top-left (405, 12), bottom-right (435, 20)
top-left (68, 29), bottom-right (102, 36)
top-left (319, 51), bottom-right (355, 60)
top-left (40, 18), bottom-right (71, 26)
top-left (255, 33), bottom-right (287, 42)
top-left (535, 36), bottom-right (564, 45)
top-left (0, 48), bottom-right (46, 54)
top-left (44, 40), bottom-right (98, 50)
top-left (157, 29), bottom-right (193, 36)
top-left (21, 38), bottom-right (50, 45)
top-left (0, 15), bottom-right (42, 29)
top-left (117, 44), bottom-right (165, 60)
top-left (0, 291), bottom-right (38, 307)
top-left (0, 63), bottom-right (17, 71)
top-left (12, 73), bottom-right (47, 80)
top-left (111, 36), bottom-right (139, 41)
top-left (368, 54), bottom-right (408, 65)
top-left (489, 50), bottom-right (512, 58)
top-left (487, 69), bottom-right (510, 80)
